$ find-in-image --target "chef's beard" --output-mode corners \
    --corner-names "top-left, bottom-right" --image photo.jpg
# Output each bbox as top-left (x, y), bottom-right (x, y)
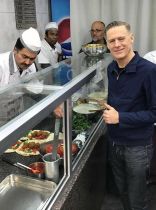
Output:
top-left (18, 64), bottom-right (30, 71)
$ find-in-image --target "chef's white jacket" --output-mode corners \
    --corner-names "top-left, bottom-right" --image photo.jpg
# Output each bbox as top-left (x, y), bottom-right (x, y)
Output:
top-left (0, 51), bottom-right (36, 86)
top-left (144, 51), bottom-right (156, 64)
top-left (37, 39), bottom-right (62, 66)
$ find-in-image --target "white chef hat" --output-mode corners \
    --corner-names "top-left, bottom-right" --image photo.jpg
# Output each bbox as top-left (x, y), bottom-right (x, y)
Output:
top-left (45, 22), bottom-right (58, 31)
top-left (20, 27), bottom-right (41, 52)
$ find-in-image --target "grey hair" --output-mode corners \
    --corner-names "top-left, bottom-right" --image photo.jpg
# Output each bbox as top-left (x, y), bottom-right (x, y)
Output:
top-left (105, 21), bottom-right (131, 36)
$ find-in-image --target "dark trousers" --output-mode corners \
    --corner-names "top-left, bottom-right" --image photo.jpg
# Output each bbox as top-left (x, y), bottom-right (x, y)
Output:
top-left (109, 143), bottom-right (153, 210)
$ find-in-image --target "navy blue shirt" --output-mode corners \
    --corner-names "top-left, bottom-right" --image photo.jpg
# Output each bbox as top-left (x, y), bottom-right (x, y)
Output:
top-left (107, 52), bottom-right (156, 146)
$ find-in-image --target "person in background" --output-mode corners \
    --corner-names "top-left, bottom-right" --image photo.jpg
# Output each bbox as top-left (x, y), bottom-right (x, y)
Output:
top-left (38, 22), bottom-right (63, 69)
top-left (103, 21), bottom-right (156, 210)
top-left (80, 20), bottom-right (109, 53)
top-left (0, 27), bottom-right (41, 86)
top-left (37, 22), bottom-right (64, 117)
top-left (144, 51), bottom-right (156, 184)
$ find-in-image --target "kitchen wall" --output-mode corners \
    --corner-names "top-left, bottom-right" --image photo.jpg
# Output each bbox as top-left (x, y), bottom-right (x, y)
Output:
top-left (1, 0), bottom-right (156, 56)
top-left (0, 0), bottom-right (50, 53)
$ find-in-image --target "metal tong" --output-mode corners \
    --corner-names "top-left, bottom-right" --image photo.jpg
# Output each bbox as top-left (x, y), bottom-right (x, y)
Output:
top-left (51, 118), bottom-right (61, 161)
top-left (89, 108), bottom-right (107, 112)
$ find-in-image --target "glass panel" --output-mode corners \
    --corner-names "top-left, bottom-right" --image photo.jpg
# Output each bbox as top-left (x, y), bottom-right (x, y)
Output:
top-left (0, 84), bottom-right (57, 127)
top-left (1, 105), bottom-right (65, 185)
top-left (71, 60), bottom-right (108, 165)
top-left (20, 53), bottom-right (107, 87)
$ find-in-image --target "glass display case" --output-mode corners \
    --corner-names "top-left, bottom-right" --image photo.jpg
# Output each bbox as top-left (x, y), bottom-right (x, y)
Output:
top-left (0, 53), bottom-right (112, 210)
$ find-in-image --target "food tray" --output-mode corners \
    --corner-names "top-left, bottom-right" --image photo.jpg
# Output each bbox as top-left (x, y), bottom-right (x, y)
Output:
top-left (0, 174), bottom-right (57, 210)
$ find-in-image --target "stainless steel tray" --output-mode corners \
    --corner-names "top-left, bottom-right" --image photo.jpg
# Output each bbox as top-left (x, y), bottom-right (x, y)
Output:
top-left (0, 174), bottom-right (57, 210)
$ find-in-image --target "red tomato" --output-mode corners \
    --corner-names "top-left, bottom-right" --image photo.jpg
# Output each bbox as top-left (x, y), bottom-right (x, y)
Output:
top-left (72, 143), bottom-right (79, 155)
top-left (57, 143), bottom-right (79, 157)
top-left (45, 144), bottom-right (53, 153)
top-left (57, 144), bottom-right (64, 157)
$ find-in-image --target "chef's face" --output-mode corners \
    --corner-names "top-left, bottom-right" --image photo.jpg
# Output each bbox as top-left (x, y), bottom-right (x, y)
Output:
top-left (106, 25), bottom-right (134, 61)
top-left (45, 29), bottom-right (58, 46)
top-left (90, 22), bottom-right (105, 43)
top-left (14, 48), bottom-right (37, 70)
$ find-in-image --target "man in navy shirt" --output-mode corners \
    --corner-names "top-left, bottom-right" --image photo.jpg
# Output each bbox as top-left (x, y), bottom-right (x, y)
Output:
top-left (103, 21), bottom-right (156, 210)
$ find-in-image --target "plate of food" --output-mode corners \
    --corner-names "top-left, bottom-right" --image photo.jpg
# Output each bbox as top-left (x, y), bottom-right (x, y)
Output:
top-left (4, 130), bottom-right (64, 156)
top-left (26, 130), bottom-right (53, 144)
top-left (73, 103), bottom-right (101, 114)
top-left (5, 140), bottom-right (23, 153)
top-left (15, 141), bottom-right (40, 156)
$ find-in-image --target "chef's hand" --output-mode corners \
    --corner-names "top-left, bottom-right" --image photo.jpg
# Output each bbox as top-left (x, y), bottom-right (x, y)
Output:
top-left (102, 103), bottom-right (119, 124)
top-left (54, 104), bottom-right (63, 118)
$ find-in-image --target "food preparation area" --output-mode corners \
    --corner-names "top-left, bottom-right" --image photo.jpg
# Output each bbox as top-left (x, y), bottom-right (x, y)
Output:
top-left (0, 130), bottom-right (65, 183)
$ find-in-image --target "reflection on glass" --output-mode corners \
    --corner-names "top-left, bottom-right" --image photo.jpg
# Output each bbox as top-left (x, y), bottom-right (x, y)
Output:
top-left (0, 85), bottom-right (56, 127)
top-left (52, 63), bottom-right (72, 85)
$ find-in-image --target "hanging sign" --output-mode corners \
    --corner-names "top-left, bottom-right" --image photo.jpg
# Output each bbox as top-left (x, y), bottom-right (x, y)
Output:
top-left (14, 0), bottom-right (37, 29)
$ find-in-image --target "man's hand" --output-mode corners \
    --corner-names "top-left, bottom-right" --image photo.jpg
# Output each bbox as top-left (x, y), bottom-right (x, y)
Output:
top-left (102, 103), bottom-right (119, 124)
top-left (54, 104), bottom-right (63, 118)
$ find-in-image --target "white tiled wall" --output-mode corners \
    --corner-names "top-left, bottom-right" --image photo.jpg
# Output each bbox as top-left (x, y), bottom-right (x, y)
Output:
top-left (0, 0), bottom-right (50, 53)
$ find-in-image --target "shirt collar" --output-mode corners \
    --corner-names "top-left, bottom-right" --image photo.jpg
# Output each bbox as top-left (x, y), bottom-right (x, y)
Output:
top-left (110, 51), bottom-right (140, 74)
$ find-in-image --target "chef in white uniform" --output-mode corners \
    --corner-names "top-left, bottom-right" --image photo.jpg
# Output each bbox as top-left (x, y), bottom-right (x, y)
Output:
top-left (38, 22), bottom-right (62, 69)
top-left (0, 27), bottom-right (41, 86)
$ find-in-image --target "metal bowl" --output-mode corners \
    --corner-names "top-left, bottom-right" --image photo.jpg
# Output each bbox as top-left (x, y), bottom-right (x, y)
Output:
top-left (81, 43), bottom-right (107, 56)
top-left (28, 162), bottom-right (45, 179)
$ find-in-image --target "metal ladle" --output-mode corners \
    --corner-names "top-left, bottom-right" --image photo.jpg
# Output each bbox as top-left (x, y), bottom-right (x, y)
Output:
top-left (16, 162), bottom-right (40, 173)
top-left (2, 157), bottom-right (40, 173)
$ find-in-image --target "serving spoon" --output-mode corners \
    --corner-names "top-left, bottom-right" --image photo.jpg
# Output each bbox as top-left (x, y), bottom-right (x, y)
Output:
top-left (2, 157), bottom-right (40, 173)
top-left (16, 162), bottom-right (40, 173)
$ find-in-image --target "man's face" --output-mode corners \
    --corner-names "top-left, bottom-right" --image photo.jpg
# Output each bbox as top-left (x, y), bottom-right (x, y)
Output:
top-left (106, 25), bottom-right (134, 61)
top-left (14, 48), bottom-right (37, 70)
top-left (45, 29), bottom-right (58, 46)
top-left (90, 22), bottom-right (105, 42)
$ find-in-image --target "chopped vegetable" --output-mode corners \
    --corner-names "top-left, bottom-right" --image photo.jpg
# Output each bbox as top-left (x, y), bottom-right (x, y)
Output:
top-left (72, 112), bottom-right (92, 132)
